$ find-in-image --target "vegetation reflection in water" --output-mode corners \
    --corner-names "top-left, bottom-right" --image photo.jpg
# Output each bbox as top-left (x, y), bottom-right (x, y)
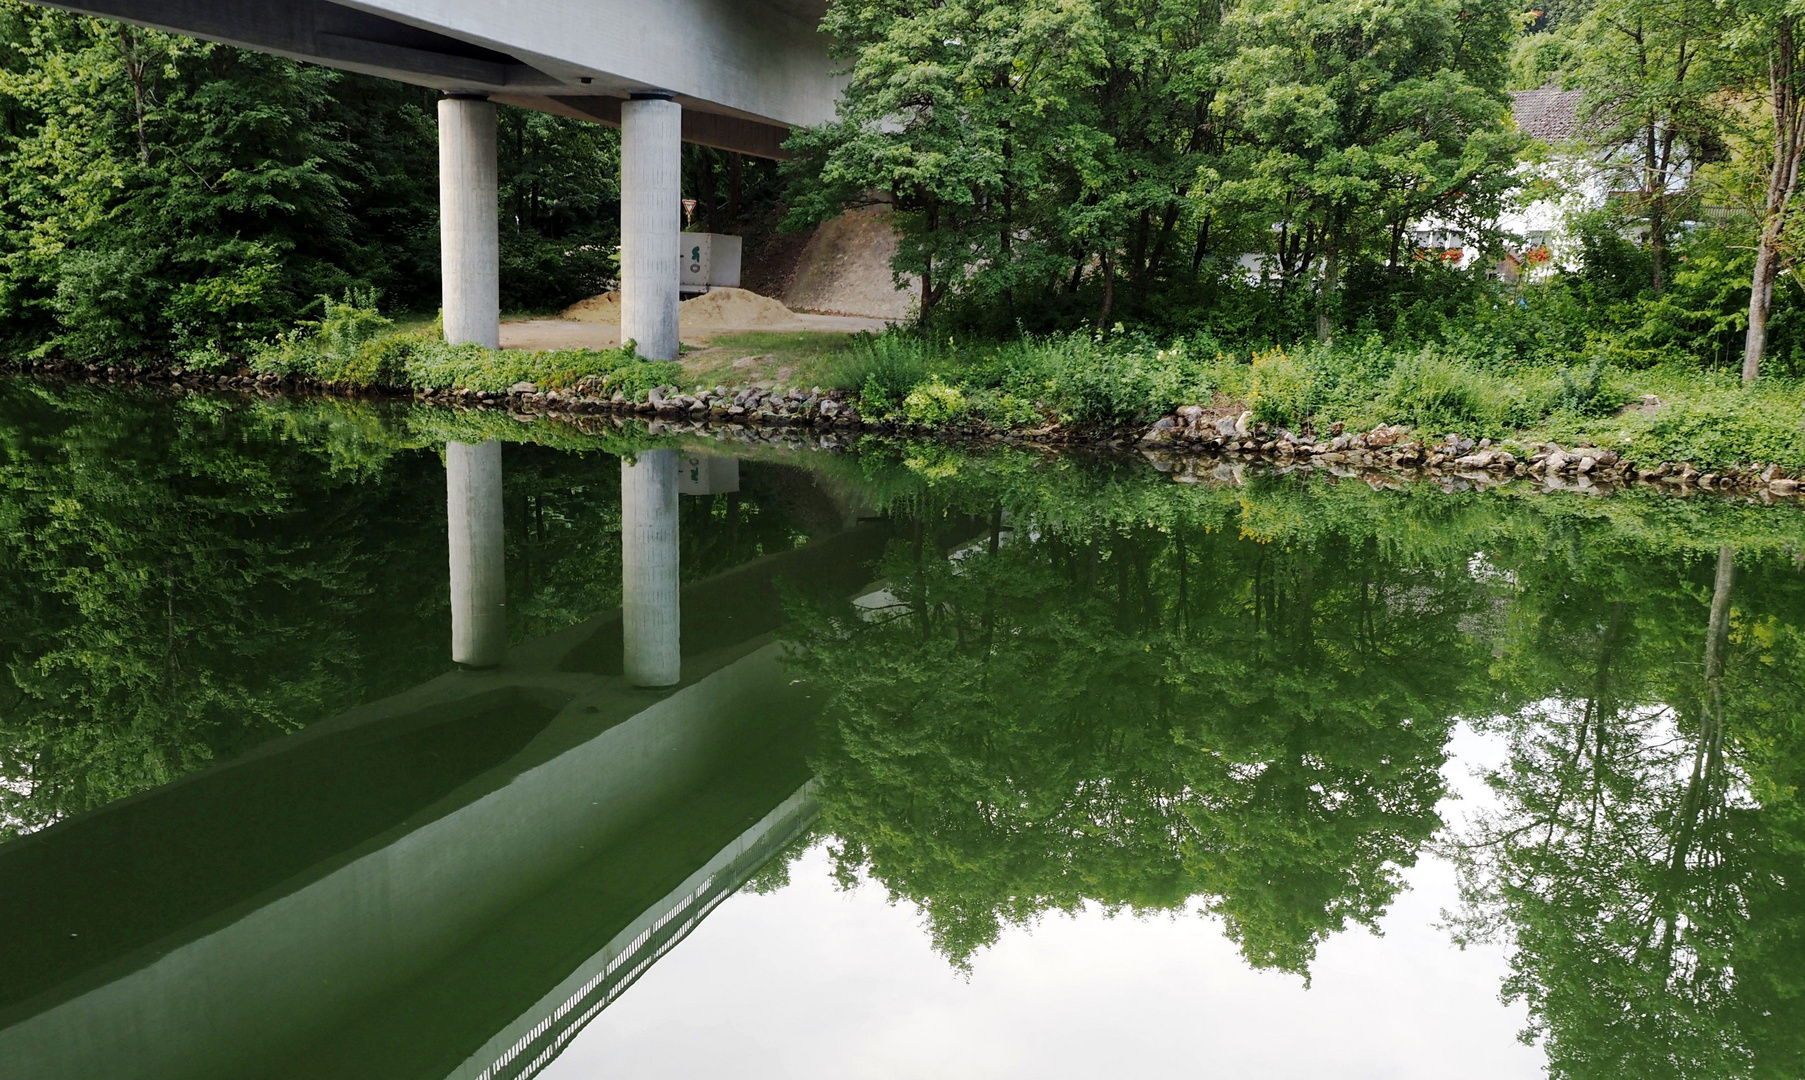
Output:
top-left (1, 380), bottom-right (1803, 1079)
top-left (779, 443), bottom-right (1805, 1077)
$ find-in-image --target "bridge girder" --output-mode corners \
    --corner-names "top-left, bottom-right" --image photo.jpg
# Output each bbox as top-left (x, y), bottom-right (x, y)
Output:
top-left (31, 0), bottom-right (838, 158)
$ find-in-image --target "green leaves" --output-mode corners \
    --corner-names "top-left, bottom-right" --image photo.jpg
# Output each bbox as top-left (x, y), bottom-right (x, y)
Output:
top-left (792, 0), bottom-right (1521, 331)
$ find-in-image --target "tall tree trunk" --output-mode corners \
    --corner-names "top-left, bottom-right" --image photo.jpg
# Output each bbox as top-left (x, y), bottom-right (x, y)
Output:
top-left (1316, 240), bottom-right (1340, 343)
top-left (1148, 202), bottom-right (1180, 280)
top-left (697, 152), bottom-right (718, 232)
top-left (1192, 213), bottom-right (1212, 274)
top-left (1746, 16), bottom-right (1804, 384)
top-left (919, 201), bottom-right (938, 324)
top-left (1645, 119), bottom-right (1668, 294)
top-left (1670, 547), bottom-right (1734, 875)
top-left (117, 27), bottom-right (151, 165)
top-left (1126, 209), bottom-right (1155, 308)
top-left (1096, 250), bottom-right (1115, 328)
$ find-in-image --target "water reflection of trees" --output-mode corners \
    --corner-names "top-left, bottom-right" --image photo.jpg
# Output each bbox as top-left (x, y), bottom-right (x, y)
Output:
top-left (0, 388), bottom-right (825, 836)
top-left (786, 505), bottom-right (1499, 974)
top-left (0, 386), bottom-right (452, 835)
top-left (785, 476), bottom-right (1805, 1057)
top-left (1453, 541), bottom-right (1805, 1079)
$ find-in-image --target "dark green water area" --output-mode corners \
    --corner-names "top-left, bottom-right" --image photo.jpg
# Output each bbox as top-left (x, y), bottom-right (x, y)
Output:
top-left (2, 378), bottom-right (1803, 1080)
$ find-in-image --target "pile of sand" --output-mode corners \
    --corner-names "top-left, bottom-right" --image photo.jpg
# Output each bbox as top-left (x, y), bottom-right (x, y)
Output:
top-left (561, 291), bottom-right (622, 323)
top-left (677, 287), bottom-right (796, 328)
top-left (558, 287), bottom-right (798, 329)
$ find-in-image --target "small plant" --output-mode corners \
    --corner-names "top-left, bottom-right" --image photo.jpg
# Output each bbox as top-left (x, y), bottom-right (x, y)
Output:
top-left (831, 334), bottom-right (930, 412)
top-left (318, 288), bottom-right (394, 361)
top-left (1248, 348), bottom-right (1314, 428)
top-left (902, 377), bottom-right (970, 427)
top-left (1558, 355), bottom-right (1608, 415)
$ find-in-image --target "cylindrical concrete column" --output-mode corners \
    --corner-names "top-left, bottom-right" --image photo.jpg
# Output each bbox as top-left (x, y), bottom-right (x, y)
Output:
top-left (439, 95), bottom-right (500, 349)
top-left (622, 449), bottom-right (681, 686)
top-left (448, 440), bottom-right (507, 668)
top-left (620, 95), bottom-right (682, 361)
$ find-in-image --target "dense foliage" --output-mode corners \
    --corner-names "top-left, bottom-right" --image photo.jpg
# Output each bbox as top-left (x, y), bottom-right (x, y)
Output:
top-left (787, 0), bottom-right (1805, 385)
top-left (785, 0), bottom-right (1520, 335)
top-left (0, 2), bottom-right (622, 365)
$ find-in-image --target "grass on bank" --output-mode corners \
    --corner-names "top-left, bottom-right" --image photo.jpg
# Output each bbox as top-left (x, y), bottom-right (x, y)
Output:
top-left (820, 329), bottom-right (1805, 469)
top-left (678, 330), bottom-right (860, 391)
top-left (254, 292), bottom-right (1805, 471)
top-left (250, 292), bottom-right (680, 395)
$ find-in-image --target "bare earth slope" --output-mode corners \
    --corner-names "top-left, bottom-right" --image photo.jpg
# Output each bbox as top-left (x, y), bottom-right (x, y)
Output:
top-left (782, 205), bottom-right (916, 320)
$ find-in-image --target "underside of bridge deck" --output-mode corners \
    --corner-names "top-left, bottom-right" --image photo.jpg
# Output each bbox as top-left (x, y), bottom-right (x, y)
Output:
top-left (35, 0), bottom-right (835, 156)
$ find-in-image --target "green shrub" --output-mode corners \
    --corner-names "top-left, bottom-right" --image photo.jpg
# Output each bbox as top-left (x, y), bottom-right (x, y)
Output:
top-left (830, 334), bottom-right (931, 412)
top-left (1247, 348), bottom-right (1315, 428)
top-left (52, 245), bottom-right (168, 361)
top-left (1035, 334), bottom-right (1213, 426)
top-left (1381, 353), bottom-right (1528, 433)
top-left (902, 378), bottom-right (971, 427)
top-left (318, 289), bottom-right (394, 359)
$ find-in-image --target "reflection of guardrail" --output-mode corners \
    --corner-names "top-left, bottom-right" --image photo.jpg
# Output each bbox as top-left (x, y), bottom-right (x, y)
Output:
top-left (469, 784), bottom-right (818, 1080)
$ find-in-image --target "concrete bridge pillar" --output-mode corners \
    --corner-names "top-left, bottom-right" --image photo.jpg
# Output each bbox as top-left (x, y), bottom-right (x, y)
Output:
top-left (448, 440), bottom-right (508, 668)
top-left (620, 94), bottom-right (682, 360)
top-left (621, 449), bottom-right (681, 686)
top-left (439, 95), bottom-right (500, 348)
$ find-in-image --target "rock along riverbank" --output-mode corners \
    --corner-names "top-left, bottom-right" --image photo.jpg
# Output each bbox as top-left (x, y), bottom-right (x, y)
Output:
top-left (7, 359), bottom-right (1804, 504)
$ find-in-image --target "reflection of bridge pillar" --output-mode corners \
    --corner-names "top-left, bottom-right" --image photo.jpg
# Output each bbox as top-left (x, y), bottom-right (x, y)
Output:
top-left (620, 94), bottom-right (682, 360)
top-left (448, 441), bottom-right (507, 668)
top-left (622, 449), bottom-right (681, 686)
top-left (439, 94), bottom-right (499, 348)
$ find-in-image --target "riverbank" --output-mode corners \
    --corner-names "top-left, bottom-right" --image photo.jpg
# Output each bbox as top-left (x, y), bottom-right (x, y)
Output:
top-left (7, 358), bottom-right (1804, 504)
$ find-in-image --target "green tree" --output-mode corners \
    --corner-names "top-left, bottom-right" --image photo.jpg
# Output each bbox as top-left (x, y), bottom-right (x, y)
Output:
top-left (1208, 0), bottom-right (1521, 340)
top-left (0, 6), bottom-right (358, 360)
top-left (1569, 0), bottom-right (1729, 294)
top-left (1729, 1), bottom-right (1805, 382)
top-left (786, 0), bottom-right (1110, 326)
top-left (496, 106), bottom-right (621, 312)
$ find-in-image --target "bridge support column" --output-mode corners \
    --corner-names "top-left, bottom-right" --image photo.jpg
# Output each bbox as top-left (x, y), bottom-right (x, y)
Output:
top-left (620, 94), bottom-right (682, 361)
top-left (622, 449), bottom-right (681, 686)
top-left (439, 95), bottom-right (499, 348)
top-left (448, 441), bottom-right (507, 668)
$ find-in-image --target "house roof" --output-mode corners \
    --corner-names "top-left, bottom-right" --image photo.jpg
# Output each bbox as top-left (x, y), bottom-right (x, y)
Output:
top-left (1511, 88), bottom-right (1584, 143)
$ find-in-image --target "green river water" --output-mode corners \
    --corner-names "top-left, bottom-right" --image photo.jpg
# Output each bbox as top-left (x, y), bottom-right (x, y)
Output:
top-left (1, 378), bottom-right (1803, 1080)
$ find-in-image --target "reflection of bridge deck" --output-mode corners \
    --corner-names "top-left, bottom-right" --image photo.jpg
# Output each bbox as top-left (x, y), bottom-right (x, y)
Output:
top-left (0, 515), bottom-right (894, 1080)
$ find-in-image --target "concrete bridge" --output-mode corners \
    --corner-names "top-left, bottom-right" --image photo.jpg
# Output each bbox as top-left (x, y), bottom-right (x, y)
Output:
top-left (0, 447), bottom-right (893, 1080)
top-left (34, 0), bottom-right (844, 358)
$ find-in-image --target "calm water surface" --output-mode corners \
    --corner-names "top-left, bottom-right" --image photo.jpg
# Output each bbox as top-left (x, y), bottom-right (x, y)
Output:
top-left (2, 380), bottom-right (1803, 1079)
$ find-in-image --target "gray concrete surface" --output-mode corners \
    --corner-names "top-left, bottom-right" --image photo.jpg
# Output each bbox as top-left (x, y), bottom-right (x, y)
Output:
top-left (620, 97), bottom-right (684, 361)
top-left (438, 97), bottom-right (500, 348)
top-left (33, 0), bottom-right (840, 158)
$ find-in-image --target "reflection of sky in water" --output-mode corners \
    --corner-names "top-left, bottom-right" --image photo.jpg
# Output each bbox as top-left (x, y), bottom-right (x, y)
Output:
top-left (544, 728), bottom-right (1543, 1080)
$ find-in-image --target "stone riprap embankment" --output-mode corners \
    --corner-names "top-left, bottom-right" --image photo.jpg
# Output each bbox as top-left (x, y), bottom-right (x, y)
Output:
top-left (7, 360), bottom-right (1801, 502)
top-left (1137, 406), bottom-right (1802, 499)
